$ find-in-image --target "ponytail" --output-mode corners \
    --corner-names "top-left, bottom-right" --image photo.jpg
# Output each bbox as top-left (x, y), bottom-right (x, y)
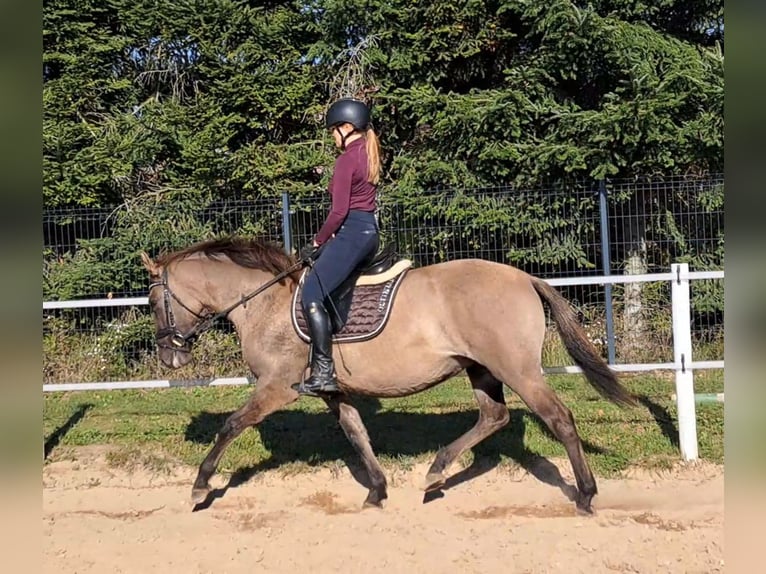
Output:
top-left (365, 128), bottom-right (381, 185)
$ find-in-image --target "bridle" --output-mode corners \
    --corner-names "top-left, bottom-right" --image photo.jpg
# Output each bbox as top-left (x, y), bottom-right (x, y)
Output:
top-left (148, 260), bottom-right (305, 350)
top-left (148, 267), bottom-right (210, 350)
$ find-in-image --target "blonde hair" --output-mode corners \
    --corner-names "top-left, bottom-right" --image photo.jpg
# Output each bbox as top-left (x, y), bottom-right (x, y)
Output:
top-left (365, 128), bottom-right (381, 185)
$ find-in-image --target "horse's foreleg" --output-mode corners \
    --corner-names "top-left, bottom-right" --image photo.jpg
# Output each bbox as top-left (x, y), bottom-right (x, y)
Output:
top-left (324, 396), bottom-right (388, 508)
top-left (191, 382), bottom-right (298, 504)
top-left (423, 364), bottom-right (510, 491)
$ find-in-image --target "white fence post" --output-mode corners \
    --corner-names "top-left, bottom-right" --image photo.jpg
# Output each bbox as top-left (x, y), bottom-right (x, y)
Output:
top-left (671, 263), bottom-right (699, 461)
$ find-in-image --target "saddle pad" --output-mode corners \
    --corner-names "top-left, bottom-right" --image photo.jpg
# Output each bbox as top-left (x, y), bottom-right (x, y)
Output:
top-left (291, 268), bottom-right (409, 343)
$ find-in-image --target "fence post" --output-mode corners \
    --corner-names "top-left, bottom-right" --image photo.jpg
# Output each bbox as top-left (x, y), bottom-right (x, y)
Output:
top-left (281, 191), bottom-right (293, 255)
top-left (598, 179), bottom-right (616, 364)
top-left (671, 262), bottom-right (699, 461)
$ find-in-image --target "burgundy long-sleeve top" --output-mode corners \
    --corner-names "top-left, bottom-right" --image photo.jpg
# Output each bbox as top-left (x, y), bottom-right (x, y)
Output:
top-left (314, 138), bottom-right (377, 245)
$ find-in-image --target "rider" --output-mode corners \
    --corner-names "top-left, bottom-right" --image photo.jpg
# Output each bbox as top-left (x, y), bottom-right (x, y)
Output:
top-left (294, 97), bottom-right (382, 396)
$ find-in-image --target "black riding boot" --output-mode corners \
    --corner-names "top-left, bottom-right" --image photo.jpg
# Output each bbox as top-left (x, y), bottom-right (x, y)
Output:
top-left (293, 301), bottom-right (341, 396)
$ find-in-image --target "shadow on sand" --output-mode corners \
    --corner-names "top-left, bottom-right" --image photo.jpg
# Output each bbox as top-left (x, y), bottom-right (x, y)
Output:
top-left (186, 397), bottom-right (607, 509)
top-left (45, 403), bottom-right (93, 460)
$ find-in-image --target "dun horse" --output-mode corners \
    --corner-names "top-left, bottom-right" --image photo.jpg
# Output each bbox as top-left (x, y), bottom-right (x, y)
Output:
top-left (141, 237), bottom-right (636, 513)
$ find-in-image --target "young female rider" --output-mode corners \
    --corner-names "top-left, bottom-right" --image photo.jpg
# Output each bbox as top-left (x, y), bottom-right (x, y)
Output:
top-left (293, 97), bottom-right (382, 396)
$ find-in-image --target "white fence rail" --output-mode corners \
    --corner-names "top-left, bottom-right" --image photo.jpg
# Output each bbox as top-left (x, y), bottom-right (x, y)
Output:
top-left (43, 263), bottom-right (724, 462)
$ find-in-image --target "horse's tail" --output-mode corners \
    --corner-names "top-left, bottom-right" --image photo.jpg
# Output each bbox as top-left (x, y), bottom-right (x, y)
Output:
top-left (531, 277), bottom-right (637, 408)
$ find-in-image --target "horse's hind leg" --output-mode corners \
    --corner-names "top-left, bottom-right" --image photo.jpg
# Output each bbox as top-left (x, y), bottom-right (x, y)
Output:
top-left (503, 369), bottom-right (598, 514)
top-left (191, 382), bottom-right (298, 504)
top-left (324, 395), bottom-right (388, 508)
top-left (423, 364), bottom-right (510, 492)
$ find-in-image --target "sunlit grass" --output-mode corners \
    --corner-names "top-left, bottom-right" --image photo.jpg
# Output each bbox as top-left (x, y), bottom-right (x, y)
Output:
top-left (44, 370), bottom-right (723, 478)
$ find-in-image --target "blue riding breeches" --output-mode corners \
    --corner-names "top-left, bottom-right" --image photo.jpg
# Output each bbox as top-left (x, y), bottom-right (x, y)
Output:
top-left (301, 210), bottom-right (379, 309)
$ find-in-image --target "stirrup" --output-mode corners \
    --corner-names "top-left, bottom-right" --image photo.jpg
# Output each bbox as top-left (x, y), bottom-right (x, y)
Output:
top-left (291, 379), bottom-right (342, 397)
top-left (291, 365), bottom-right (342, 396)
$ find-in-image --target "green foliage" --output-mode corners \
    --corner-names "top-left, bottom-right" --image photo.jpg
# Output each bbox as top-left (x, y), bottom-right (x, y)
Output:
top-left (380, 184), bottom-right (599, 270)
top-left (44, 191), bottom-right (219, 299)
top-left (44, 308), bottom-right (244, 383)
top-left (43, 1), bottom-right (724, 317)
top-left (606, 176), bottom-right (724, 314)
top-left (45, 0), bottom-right (723, 207)
top-left (44, 0), bottom-right (331, 208)
top-left (308, 0), bottom-right (723, 187)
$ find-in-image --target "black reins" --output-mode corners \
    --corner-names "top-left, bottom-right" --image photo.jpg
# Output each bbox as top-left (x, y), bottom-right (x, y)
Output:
top-left (148, 260), bottom-right (305, 349)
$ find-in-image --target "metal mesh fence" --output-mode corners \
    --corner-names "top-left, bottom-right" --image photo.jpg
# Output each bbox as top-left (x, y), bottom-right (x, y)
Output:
top-left (605, 174), bottom-right (724, 274)
top-left (43, 174), bottom-right (724, 382)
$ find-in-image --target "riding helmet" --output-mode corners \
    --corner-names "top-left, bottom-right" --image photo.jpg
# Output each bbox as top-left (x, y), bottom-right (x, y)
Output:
top-left (325, 98), bottom-right (371, 131)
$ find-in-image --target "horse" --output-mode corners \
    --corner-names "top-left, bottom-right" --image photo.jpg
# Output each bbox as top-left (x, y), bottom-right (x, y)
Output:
top-left (140, 236), bottom-right (636, 514)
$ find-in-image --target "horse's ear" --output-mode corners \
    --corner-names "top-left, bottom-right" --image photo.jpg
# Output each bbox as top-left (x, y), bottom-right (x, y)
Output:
top-left (140, 251), bottom-right (159, 275)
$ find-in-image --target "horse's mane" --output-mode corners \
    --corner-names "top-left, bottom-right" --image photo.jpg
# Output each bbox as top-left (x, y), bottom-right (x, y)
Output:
top-left (156, 236), bottom-right (300, 282)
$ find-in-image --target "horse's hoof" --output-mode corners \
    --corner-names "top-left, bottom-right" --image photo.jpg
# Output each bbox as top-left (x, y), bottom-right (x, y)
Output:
top-left (423, 472), bottom-right (446, 492)
top-left (575, 494), bottom-right (595, 516)
top-left (363, 491), bottom-right (387, 509)
top-left (191, 487), bottom-right (210, 505)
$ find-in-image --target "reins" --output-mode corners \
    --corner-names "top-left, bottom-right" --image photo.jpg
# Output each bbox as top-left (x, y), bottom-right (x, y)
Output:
top-left (150, 259), bottom-right (306, 349)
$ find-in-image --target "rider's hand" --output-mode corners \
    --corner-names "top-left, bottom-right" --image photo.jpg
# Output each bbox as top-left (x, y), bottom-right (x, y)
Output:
top-left (300, 243), bottom-right (318, 263)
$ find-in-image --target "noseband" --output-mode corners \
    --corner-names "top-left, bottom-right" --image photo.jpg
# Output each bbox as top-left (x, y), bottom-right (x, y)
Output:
top-left (148, 261), bottom-right (305, 350)
top-left (148, 268), bottom-right (210, 350)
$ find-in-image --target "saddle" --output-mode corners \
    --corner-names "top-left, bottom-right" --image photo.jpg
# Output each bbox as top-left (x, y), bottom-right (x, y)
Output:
top-left (291, 244), bottom-right (412, 343)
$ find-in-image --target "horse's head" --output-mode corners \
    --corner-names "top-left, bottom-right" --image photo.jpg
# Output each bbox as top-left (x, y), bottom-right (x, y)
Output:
top-left (141, 237), bottom-right (301, 369)
top-left (140, 251), bottom-right (206, 369)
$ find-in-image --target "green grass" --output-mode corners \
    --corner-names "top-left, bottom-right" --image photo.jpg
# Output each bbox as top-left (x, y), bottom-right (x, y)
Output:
top-left (43, 371), bottom-right (724, 479)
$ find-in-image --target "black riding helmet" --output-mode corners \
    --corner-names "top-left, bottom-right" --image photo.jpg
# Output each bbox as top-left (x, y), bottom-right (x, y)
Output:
top-left (325, 98), bottom-right (371, 131)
